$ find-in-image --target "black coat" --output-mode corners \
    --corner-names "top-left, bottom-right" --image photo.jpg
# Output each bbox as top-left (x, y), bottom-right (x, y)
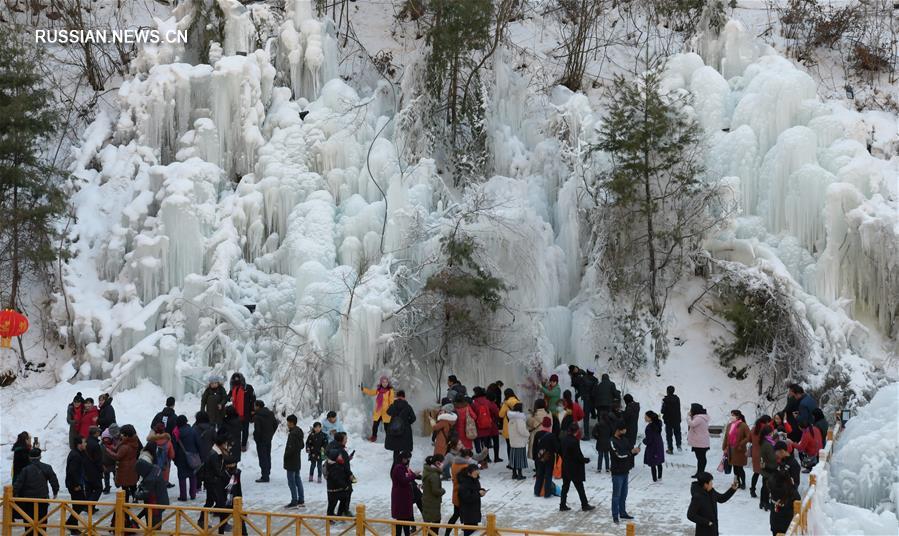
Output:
top-left (592, 414), bottom-right (612, 451)
top-left (98, 399), bottom-right (116, 431)
top-left (306, 431), bottom-right (328, 461)
top-left (85, 436), bottom-right (104, 478)
top-left (578, 375), bottom-right (597, 405)
top-left (623, 401), bottom-right (640, 444)
top-left (13, 460), bottom-right (59, 498)
top-left (686, 481), bottom-right (736, 536)
top-left (12, 446), bottom-right (31, 483)
top-left (591, 376), bottom-right (618, 408)
top-left (151, 407), bottom-right (177, 435)
top-left (610, 435), bottom-right (635, 475)
top-left (173, 425), bottom-right (202, 472)
top-left (284, 426), bottom-right (304, 471)
top-left (193, 422), bottom-right (216, 461)
top-left (384, 399), bottom-right (417, 453)
top-left (457, 474), bottom-right (483, 525)
top-left (221, 416), bottom-right (242, 460)
top-left (200, 448), bottom-right (229, 488)
top-left (252, 407), bottom-right (279, 443)
top-left (201, 385), bottom-right (228, 425)
top-left (325, 441), bottom-right (353, 491)
top-left (66, 448), bottom-right (102, 491)
top-left (559, 435), bottom-right (589, 482)
top-left (661, 394), bottom-right (681, 424)
top-left (533, 430), bottom-right (559, 461)
top-left (769, 472), bottom-right (800, 534)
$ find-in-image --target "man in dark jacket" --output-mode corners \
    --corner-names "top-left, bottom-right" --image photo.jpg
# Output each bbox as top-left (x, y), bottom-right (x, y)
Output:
top-left (283, 414), bottom-right (305, 507)
top-left (687, 472), bottom-right (738, 536)
top-left (661, 386), bottom-right (682, 454)
top-left (533, 417), bottom-right (559, 498)
top-left (610, 422), bottom-right (639, 524)
top-left (97, 394), bottom-right (116, 432)
top-left (579, 370), bottom-right (598, 439)
top-left (65, 437), bottom-right (103, 529)
top-left (151, 397), bottom-right (178, 435)
top-left (385, 390), bottom-right (417, 463)
top-left (622, 394), bottom-right (640, 446)
top-left (446, 375), bottom-right (467, 402)
top-left (325, 432), bottom-right (354, 516)
top-left (13, 448), bottom-right (59, 533)
top-left (201, 376), bottom-right (228, 428)
top-left (787, 384), bottom-right (817, 441)
top-left (67, 393), bottom-right (84, 449)
top-left (591, 374), bottom-right (617, 415)
top-left (559, 423), bottom-right (594, 512)
top-left (252, 400), bottom-right (279, 483)
top-left (198, 433), bottom-right (231, 530)
top-left (228, 373), bottom-right (256, 451)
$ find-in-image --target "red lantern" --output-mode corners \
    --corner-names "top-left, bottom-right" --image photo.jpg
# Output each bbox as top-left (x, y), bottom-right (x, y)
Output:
top-left (0, 309), bottom-right (29, 348)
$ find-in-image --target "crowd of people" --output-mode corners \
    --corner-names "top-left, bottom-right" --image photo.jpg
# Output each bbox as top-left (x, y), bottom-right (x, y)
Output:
top-left (9, 366), bottom-right (827, 536)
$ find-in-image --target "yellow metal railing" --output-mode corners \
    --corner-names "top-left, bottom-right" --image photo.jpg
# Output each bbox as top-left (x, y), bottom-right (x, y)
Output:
top-left (1, 485), bottom-right (636, 535)
top-left (777, 418), bottom-right (842, 536)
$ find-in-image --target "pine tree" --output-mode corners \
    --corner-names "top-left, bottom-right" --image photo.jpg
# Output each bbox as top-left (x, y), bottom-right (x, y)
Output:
top-left (0, 32), bottom-right (63, 309)
top-left (593, 69), bottom-right (719, 370)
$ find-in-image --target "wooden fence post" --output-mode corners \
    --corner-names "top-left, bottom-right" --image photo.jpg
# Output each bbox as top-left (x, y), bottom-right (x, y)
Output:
top-left (486, 513), bottom-right (497, 536)
top-left (233, 496), bottom-right (243, 536)
top-left (626, 522), bottom-right (636, 536)
top-left (114, 490), bottom-right (125, 536)
top-left (2, 485), bottom-right (13, 535)
top-left (809, 474), bottom-right (816, 487)
top-left (793, 500), bottom-right (802, 531)
top-left (355, 504), bottom-right (366, 536)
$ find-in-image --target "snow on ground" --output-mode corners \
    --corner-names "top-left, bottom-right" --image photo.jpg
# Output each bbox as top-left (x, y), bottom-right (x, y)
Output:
top-left (1, 380), bottom-right (788, 535)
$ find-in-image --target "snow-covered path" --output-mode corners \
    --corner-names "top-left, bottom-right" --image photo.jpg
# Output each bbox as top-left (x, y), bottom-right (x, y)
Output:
top-left (1, 381), bottom-right (777, 535)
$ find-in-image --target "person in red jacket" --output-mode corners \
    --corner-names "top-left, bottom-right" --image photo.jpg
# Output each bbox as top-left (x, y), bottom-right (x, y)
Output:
top-left (793, 420), bottom-right (822, 472)
top-left (78, 398), bottom-right (100, 439)
top-left (471, 387), bottom-right (499, 462)
top-left (228, 373), bottom-right (256, 452)
top-left (453, 398), bottom-right (478, 452)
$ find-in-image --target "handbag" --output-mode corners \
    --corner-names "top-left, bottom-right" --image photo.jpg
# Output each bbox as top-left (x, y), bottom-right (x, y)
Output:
top-left (176, 436), bottom-right (203, 472)
top-left (552, 456), bottom-right (563, 479)
top-left (717, 452), bottom-right (732, 474)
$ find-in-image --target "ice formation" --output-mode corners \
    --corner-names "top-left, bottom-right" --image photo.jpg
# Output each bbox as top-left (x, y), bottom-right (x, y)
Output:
top-left (55, 4), bottom-right (896, 415)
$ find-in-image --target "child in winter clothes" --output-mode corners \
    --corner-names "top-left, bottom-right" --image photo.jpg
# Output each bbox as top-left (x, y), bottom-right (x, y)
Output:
top-left (306, 422), bottom-right (328, 482)
top-left (506, 404), bottom-right (529, 479)
top-left (321, 412), bottom-right (346, 439)
top-left (592, 412), bottom-right (612, 472)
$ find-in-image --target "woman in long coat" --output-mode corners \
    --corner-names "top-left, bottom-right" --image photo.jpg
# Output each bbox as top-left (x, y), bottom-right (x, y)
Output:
top-left (723, 410), bottom-right (751, 489)
top-left (390, 451), bottom-right (417, 535)
top-left (420, 455), bottom-right (445, 524)
top-left (432, 406), bottom-right (458, 457)
top-left (749, 416), bottom-right (770, 498)
top-left (642, 411), bottom-right (665, 482)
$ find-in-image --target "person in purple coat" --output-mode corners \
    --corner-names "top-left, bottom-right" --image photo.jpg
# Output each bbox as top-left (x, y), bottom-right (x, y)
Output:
top-left (642, 411), bottom-right (665, 482)
top-left (390, 451), bottom-right (420, 536)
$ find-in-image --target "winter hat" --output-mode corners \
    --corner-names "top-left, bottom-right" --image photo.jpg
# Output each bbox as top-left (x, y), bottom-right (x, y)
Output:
top-left (153, 422), bottom-right (165, 433)
top-left (379, 375), bottom-right (389, 383)
top-left (73, 392), bottom-right (84, 403)
top-left (107, 423), bottom-right (121, 438)
top-left (541, 417), bottom-right (552, 431)
top-left (208, 374), bottom-right (224, 384)
top-left (29, 448), bottom-right (42, 459)
top-left (549, 374), bottom-right (558, 383)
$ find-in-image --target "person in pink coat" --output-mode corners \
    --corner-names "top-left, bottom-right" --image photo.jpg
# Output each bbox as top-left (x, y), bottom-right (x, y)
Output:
top-left (687, 403), bottom-right (711, 478)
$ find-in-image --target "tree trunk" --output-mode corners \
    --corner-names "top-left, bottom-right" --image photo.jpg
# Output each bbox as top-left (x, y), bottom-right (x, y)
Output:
top-left (8, 184), bottom-right (20, 309)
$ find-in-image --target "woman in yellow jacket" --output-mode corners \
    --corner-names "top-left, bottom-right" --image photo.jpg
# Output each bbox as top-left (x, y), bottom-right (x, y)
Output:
top-left (361, 376), bottom-right (395, 442)
top-left (498, 388), bottom-right (520, 466)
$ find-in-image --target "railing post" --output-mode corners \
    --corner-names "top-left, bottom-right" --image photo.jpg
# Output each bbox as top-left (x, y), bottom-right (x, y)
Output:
top-left (114, 490), bottom-right (125, 536)
top-left (355, 504), bottom-right (366, 536)
top-left (626, 522), bottom-right (636, 536)
top-left (809, 474), bottom-right (816, 487)
top-left (3, 485), bottom-right (13, 535)
top-left (486, 513), bottom-right (497, 536)
top-left (793, 500), bottom-right (802, 531)
top-left (233, 496), bottom-right (243, 536)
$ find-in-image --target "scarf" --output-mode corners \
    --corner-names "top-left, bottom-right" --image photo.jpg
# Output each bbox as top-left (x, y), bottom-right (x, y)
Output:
top-left (375, 385), bottom-right (390, 411)
top-left (232, 386), bottom-right (245, 417)
top-left (728, 421), bottom-right (740, 446)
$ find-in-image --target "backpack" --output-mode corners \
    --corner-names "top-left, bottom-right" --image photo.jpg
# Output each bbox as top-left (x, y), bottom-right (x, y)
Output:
top-left (154, 443), bottom-right (168, 469)
top-left (464, 410), bottom-right (477, 440)
top-left (475, 403), bottom-right (492, 429)
top-left (388, 413), bottom-right (405, 437)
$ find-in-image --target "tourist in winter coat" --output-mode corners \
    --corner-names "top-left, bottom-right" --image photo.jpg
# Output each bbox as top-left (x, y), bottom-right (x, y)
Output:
top-left (610, 422), bottom-right (639, 524)
top-left (622, 394), bottom-right (640, 446)
top-left (688, 403), bottom-right (711, 477)
top-left (768, 466), bottom-right (800, 535)
top-left (457, 465), bottom-right (486, 535)
top-left (446, 375), bottom-right (467, 402)
top-left (173, 415), bottom-right (202, 501)
top-left (759, 425), bottom-right (778, 511)
top-left (592, 411), bottom-right (613, 472)
top-left (499, 389), bottom-right (520, 461)
top-left (660, 385), bottom-right (682, 453)
top-left (541, 375), bottom-right (562, 415)
top-left (722, 410), bottom-right (751, 489)
top-left (559, 424), bottom-right (593, 511)
top-left (561, 390), bottom-right (585, 434)
top-left (812, 408), bottom-right (829, 448)
top-left (322, 411), bottom-right (346, 438)
top-left (65, 438), bottom-right (102, 529)
top-left (454, 399), bottom-right (478, 451)
top-left (100, 429), bottom-right (119, 493)
top-left (794, 420), bottom-right (823, 470)
top-left (78, 398), bottom-right (100, 439)
top-left (11, 432), bottom-right (32, 484)
top-left (642, 411), bottom-right (665, 482)
top-left (147, 422), bottom-right (176, 483)
top-left (362, 375), bottom-right (395, 441)
top-left (391, 451), bottom-right (419, 535)
top-left (775, 442), bottom-right (801, 491)
top-left (591, 374), bottom-right (618, 414)
top-left (579, 370), bottom-right (598, 437)
top-left (228, 372), bottom-right (256, 451)
top-left (686, 472), bottom-right (738, 536)
top-left (306, 422), bottom-right (328, 482)
top-left (325, 433), bottom-right (354, 516)
top-left (471, 387), bottom-right (500, 460)
top-left (193, 412), bottom-right (216, 462)
top-left (282, 414), bottom-right (305, 507)
top-left (386, 390), bottom-right (417, 459)
top-left (67, 393), bottom-right (84, 449)
top-left (252, 400), bottom-right (279, 482)
top-left (107, 425), bottom-right (141, 499)
top-left (200, 376), bottom-right (228, 427)
top-left (136, 444), bottom-right (170, 528)
top-left (444, 448), bottom-right (475, 536)
top-left (13, 448), bottom-right (59, 529)
top-left (220, 406), bottom-right (243, 462)
top-left (421, 455), bottom-right (445, 524)
top-left (533, 417), bottom-right (558, 498)
top-left (788, 384), bottom-right (818, 431)
top-left (97, 394), bottom-right (116, 432)
top-left (506, 403), bottom-right (529, 479)
top-left (527, 399), bottom-right (551, 461)
top-left (199, 434), bottom-right (230, 523)
top-left (749, 415), bottom-right (772, 499)
top-left (151, 397), bottom-right (178, 435)
top-left (431, 405), bottom-right (458, 457)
